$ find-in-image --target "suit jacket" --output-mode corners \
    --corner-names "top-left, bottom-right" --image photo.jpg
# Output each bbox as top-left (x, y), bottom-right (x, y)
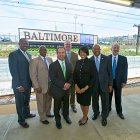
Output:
top-left (29, 56), bottom-right (53, 94)
top-left (108, 54), bottom-right (128, 88)
top-left (65, 51), bottom-right (78, 72)
top-left (8, 49), bottom-right (32, 90)
top-left (90, 54), bottom-right (113, 92)
top-left (49, 60), bottom-right (73, 98)
top-left (73, 58), bottom-right (95, 88)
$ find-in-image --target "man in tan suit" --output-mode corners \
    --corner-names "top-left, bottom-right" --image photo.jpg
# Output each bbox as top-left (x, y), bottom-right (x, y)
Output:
top-left (29, 46), bottom-right (54, 125)
top-left (64, 40), bottom-right (78, 113)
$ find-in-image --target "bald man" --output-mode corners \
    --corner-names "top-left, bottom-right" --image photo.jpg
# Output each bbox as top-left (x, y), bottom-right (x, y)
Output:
top-left (108, 44), bottom-right (128, 119)
top-left (90, 44), bottom-right (113, 126)
top-left (8, 38), bottom-right (35, 128)
top-left (64, 40), bottom-right (78, 113)
top-left (29, 46), bottom-right (54, 125)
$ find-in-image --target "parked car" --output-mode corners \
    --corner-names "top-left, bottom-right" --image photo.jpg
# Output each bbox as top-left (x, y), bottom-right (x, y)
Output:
top-left (1, 37), bottom-right (12, 42)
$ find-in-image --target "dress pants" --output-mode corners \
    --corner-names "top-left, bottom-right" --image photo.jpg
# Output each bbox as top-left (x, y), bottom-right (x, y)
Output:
top-left (70, 84), bottom-right (76, 106)
top-left (36, 91), bottom-right (52, 121)
top-left (109, 79), bottom-right (122, 114)
top-left (14, 88), bottom-right (31, 123)
top-left (92, 84), bottom-right (109, 119)
top-left (54, 94), bottom-right (69, 123)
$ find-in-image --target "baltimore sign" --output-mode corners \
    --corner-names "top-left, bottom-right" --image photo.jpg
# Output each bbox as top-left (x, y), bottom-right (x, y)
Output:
top-left (18, 28), bottom-right (97, 45)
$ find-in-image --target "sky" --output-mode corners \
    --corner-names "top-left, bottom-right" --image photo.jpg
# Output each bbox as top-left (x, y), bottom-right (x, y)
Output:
top-left (0, 0), bottom-right (140, 37)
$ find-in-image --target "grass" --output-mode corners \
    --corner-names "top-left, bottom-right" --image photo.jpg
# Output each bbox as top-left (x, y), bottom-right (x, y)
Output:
top-left (0, 44), bottom-right (140, 58)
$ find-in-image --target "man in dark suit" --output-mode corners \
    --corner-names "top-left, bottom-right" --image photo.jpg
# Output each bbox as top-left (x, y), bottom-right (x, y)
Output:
top-left (49, 46), bottom-right (73, 129)
top-left (90, 44), bottom-right (113, 126)
top-left (109, 43), bottom-right (128, 119)
top-left (8, 38), bottom-right (35, 128)
top-left (64, 40), bottom-right (78, 113)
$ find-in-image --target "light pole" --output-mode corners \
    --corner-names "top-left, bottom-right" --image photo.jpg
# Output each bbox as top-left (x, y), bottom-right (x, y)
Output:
top-left (55, 22), bottom-right (57, 31)
top-left (133, 24), bottom-right (140, 55)
top-left (81, 24), bottom-right (83, 33)
top-left (9, 33), bottom-right (11, 39)
top-left (74, 15), bottom-right (77, 33)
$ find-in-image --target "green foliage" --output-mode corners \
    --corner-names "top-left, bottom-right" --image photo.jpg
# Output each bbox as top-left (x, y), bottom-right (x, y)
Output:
top-left (0, 44), bottom-right (140, 58)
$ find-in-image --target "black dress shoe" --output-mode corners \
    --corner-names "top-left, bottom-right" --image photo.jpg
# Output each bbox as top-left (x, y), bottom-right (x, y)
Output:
top-left (64, 117), bottom-right (72, 124)
top-left (19, 122), bottom-right (29, 128)
top-left (118, 113), bottom-right (125, 119)
top-left (79, 118), bottom-right (88, 126)
top-left (56, 123), bottom-right (62, 129)
top-left (101, 119), bottom-right (107, 126)
top-left (47, 114), bottom-right (54, 118)
top-left (41, 120), bottom-right (49, 125)
top-left (25, 114), bottom-right (36, 119)
top-left (92, 113), bottom-right (99, 120)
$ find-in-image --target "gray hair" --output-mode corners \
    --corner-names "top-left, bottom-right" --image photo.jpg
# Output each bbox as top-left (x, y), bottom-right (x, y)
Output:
top-left (112, 43), bottom-right (120, 48)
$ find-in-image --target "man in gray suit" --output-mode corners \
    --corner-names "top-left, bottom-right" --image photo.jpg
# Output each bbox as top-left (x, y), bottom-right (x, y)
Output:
top-left (49, 46), bottom-right (73, 129)
top-left (8, 38), bottom-right (35, 128)
top-left (29, 46), bottom-right (54, 125)
top-left (90, 44), bottom-right (113, 126)
top-left (64, 40), bottom-right (78, 113)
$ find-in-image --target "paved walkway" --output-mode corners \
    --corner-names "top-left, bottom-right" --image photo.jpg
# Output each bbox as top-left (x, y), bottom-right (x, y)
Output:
top-left (0, 87), bottom-right (140, 140)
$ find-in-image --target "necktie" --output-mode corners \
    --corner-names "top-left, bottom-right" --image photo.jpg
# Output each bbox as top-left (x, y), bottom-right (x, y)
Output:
top-left (61, 61), bottom-right (66, 78)
top-left (113, 56), bottom-right (116, 79)
top-left (23, 52), bottom-right (30, 62)
top-left (44, 57), bottom-right (50, 81)
top-left (95, 56), bottom-right (100, 72)
top-left (67, 52), bottom-right (70, 62)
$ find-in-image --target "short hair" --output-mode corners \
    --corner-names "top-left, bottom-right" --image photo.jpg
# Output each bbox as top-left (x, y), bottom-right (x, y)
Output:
top-left (39, 45), bottom-right (46, 50)
top-left (93, 44), bottom-right (100, 49)
top-left (64, 40), bottom-right (71, 46)
top-left (78, 46), bottom-right (89, 56)
top-left (19, 38), bottom-right (28, 45)
top-left (56, 46), bottom-right (66, 53)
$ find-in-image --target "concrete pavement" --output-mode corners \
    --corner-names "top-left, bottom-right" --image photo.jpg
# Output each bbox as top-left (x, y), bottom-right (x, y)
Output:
top-left (0, 87), bottom-right (140, 140)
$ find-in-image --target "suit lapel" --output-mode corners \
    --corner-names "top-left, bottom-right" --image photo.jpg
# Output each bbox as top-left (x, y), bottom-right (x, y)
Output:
top-left (26, 52), bottom-right (31, 61)
top-left (47, 57), bottom-right (51, 65)
top-left (110, 55), bottom-right (112, 64)
top-left (99, 54), bottom-right (104, 72)
top-left (56, 60), bottom-right (65, 79)
top-left (38, 56), bottom-right (48, 72)
top-left (18, 49), bottom-right (29, 62)
top-left (91, 56), bottom-right (98, 72)
top-left (70, 52), bottom-right (73, 62)
top-left (65, 61), bottom-right (70, 79)
top-left (116, 55), bottom-right (120, 72)
top-left (38, 56), bottom-right (45, 65)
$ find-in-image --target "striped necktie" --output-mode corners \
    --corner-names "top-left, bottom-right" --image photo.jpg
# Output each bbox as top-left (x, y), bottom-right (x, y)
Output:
top-left (67, 52), bottom-right (71, 62)
top-left (112, 56), bottom-right (116, 79)
top-left (23, 52), bottom-right (30, 62)
top-left (95, 56), bottom-right (100, 72)
top-left (44, 57), bottom-right (50, 81)
top-left (61, 61), bottom-right (66, 78)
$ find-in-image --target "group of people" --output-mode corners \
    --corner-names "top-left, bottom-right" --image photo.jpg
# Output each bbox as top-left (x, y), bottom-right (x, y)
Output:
top-left (8, 38), bottom-right (128, 129)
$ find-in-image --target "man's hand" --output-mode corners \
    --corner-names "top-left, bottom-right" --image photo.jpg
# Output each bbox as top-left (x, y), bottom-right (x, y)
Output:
top-left (35, 87), bottom-right (42, 93)
top-left (63, 83), bottom-right (71, 90)
top-left (121, 83), bottom-right (126, 88)
top-left (108, 85), bottom-right (113, 93)
top-left (18, 86), bottom-right (25, 93)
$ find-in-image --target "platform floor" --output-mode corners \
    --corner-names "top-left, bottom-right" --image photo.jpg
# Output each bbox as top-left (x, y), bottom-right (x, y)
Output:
top-left (0, 87), bottom-right (140, 140)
